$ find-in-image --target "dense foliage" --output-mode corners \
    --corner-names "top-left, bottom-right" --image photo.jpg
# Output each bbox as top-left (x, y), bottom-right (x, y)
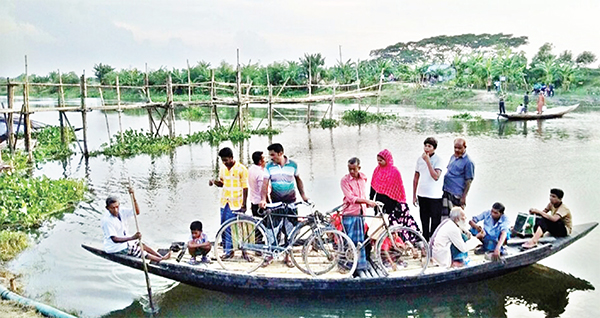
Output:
top-left (341, 110), bottom-right (396, 125)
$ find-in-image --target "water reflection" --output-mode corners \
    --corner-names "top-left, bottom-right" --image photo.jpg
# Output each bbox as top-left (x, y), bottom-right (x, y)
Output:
top-left (105, 265), bottom-right (593, 318)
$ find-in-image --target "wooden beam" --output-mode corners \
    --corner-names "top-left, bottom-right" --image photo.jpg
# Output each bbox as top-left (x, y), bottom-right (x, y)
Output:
top-left (6, 78), bottom-right (15, 152)
top-left (23, 56), bottom-right (33, 162)
top-left (80, 73), bottom-right (89, 156)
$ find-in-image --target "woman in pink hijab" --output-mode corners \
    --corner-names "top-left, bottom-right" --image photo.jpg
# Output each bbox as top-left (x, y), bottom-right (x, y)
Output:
top-left (370, 149), bottom-right (421, 241)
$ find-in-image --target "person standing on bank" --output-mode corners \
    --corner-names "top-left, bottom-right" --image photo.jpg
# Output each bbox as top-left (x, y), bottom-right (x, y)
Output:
top-left (412, 137), bottom-right (444, 242)
top-left (442, 138), bottom-right (475, 216)
top-left (209, 147), bottom-right (250, 260)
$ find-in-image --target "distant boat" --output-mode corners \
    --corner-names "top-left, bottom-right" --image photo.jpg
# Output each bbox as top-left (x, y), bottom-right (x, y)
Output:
top-left (498, 104), bottom-right (579, 121)
top-left (82, 222), bottom-right (597, 295)
top-left (0, 117), bottom-right (46, 142)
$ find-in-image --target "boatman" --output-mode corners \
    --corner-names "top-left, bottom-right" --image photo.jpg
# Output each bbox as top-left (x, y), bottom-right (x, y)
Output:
top-left (101, 189), bottom-right (170, 263)
top-left (469, 202), bottom-right (510, 261)
top-left (259, 143), bottom-right (309, 267)
top-left (442, 138), bottom-right (475, 217)
top-left (522, 188), bottom-right (572, 249)
top-left (209, 147), bottom-right (250, 261)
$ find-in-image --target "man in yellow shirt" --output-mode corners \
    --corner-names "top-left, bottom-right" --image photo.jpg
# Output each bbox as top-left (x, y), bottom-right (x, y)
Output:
top-left (209, 147), bottom-right (249, 259)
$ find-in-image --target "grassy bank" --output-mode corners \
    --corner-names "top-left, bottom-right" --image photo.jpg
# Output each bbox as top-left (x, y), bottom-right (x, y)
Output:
top-left (0, 126), bottom-right (86, 261)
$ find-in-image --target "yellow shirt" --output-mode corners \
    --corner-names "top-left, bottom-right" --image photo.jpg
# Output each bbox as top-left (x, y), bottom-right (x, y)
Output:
top-left (219, 161), bottom-right (248, 209)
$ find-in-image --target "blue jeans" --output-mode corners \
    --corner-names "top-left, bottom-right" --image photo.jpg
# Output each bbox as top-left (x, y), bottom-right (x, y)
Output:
top-left (220, 203), bottom-right (238, 253)
top-left (469, 228), bottom-right (510, 253)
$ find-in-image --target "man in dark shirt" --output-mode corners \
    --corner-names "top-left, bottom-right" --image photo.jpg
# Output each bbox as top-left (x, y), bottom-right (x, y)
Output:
top-left (523, 91), bottom-right (529, 113)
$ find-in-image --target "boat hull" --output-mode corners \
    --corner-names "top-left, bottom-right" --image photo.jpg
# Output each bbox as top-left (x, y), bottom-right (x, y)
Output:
top-left (498, 104), bottom-right (579, 121)
top-left (82, 222), bottom-right (597, 294)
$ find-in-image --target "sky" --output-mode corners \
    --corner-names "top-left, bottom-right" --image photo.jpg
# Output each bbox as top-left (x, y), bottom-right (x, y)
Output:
top-left (1, 0), bottom-right (599, 78)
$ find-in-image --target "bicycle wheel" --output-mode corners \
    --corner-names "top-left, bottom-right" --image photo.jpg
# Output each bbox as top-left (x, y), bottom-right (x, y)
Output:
top-left (375, 225), bottom-right (430, 276)
top-left (303, 229), bottom-right (357, 277)
top-left (214, 219), bottom-right (268, 273)
top-left (288, 221), bottom-right (332, 274)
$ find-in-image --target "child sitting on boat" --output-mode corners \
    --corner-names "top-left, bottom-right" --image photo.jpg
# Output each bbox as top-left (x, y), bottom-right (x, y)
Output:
top-left (187, 220), bottom-right (212, 265)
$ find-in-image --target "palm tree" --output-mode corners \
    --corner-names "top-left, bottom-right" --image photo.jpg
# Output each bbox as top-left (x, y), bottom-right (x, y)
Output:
top-left (300, 53), bottom-right (326, 86)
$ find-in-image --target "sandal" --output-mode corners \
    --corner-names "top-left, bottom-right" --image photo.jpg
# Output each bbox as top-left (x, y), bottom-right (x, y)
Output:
top-left (520, 243), bottom-right (537, 250)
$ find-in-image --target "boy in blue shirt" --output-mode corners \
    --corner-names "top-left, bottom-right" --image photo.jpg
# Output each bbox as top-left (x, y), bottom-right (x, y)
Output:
top-left (187, 221), bottom-right (211, 265)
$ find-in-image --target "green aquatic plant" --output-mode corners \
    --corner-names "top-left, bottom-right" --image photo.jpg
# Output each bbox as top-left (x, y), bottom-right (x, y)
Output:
top-left (320, 119), bottom-right (339, 128)
top-left (96, 126), bottom-right (281, 157)
top-left (452, 112), bottom-right (474, 120)
top-left (0, 230), bottom-right (29, 262)
top-left (341, 109), bottom-right (396, 125)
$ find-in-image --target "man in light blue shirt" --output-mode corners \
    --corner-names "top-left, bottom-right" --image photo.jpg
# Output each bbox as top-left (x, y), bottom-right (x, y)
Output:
top-left (469, 202), bottom-right (510, 261)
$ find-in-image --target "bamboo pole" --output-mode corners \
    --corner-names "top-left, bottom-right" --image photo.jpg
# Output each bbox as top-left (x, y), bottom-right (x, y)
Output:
top-left (23, 56), bottom-right (33, 162)
top-left (145, 63), bottom-right (151, 102)
top-left (166, 73), bottom-right (175, 137)
top-left (187, 60), bottom-right (192, 134)
top-left (330, 83), bottom-right (336, 120)
top-left (58, 70), bottom-right (67, 145)
top-left (116, 75), bottom-right (124, 143)
top-left (80, 72), bottom-right (89, 156)
top-left (267, 72), bottom-right (273, 129)
top-left (377, 68), bottom-right (385, 114)
top-left (98, 88), bottom-right (112, 144)
top-left (6, 79), bottom-right (15, 152)
top-left (236, 49), bottom-right (242, 131)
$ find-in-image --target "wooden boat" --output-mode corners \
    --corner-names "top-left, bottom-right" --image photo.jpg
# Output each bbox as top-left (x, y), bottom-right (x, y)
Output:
top-left (498, 104), bottom-right (579, 120)
top-left (82, 222), bottom-right (597, 295)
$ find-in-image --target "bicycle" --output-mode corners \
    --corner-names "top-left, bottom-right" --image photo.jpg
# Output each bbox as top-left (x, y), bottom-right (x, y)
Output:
top-left (303, 202), bottom-right (430, 277)
top-left (213, 201), bottom-right (357, 276)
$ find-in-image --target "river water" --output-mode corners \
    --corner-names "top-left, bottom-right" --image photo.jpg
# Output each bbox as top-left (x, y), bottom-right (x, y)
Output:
top-left (5, 99), bottom-right (600, 318)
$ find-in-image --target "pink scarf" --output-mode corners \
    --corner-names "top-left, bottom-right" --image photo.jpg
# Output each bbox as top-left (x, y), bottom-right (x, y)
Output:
top-left (371, 149), bottom-right (406, 203)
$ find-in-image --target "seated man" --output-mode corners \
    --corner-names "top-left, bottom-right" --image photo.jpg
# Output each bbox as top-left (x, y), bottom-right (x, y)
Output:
top-left (431, 207), bottom-right (471, 268)
top-left (469, 202), bottom-right (510, 261)
top-left (522, 188), bottom-right (572, 249)
top-left (102, 189), bottom-right (170, 263)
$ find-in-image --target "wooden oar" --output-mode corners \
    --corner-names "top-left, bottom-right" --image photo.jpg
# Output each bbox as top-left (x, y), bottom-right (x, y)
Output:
top-left (128, 186), bottom-right (157, 316)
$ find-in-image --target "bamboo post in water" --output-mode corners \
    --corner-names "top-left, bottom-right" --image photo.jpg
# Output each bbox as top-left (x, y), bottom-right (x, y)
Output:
top-left (80, 72), bottom-right (89, 156)
top-left (23, 56), bottom-right (33, 162)
top-left (6, 79), bottom-right (15, 152)
top-left (187, 59), bottom-right (192, 134)
top-left (166, 73), bottom-right (175, 137)
top-left (58, 70), bottom-right (67, 145)
top-left (116, 75), bottom-right (124, 143)
top-left (267, 72), bottom-right (273, 129)
top-left (98, 88), bottom-right (112, 144)
top-left (330, 83), bottom-right (336, 120)
top-left (306, 65), bottom-right (312, 125)
top-left (377, 68), bottom-right (385, 114)
top-left (236, 49), bottom-right (243, 131)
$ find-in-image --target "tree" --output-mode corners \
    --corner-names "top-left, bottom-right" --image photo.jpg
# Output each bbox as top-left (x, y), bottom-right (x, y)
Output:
top-left (557, 50), bottom-right (573, 64)
top-left (93, 63), bottom-right (115, 84)
top-left (300, 53), bottom-right (326, 86)
top-left (575, 51), bottom-right (597, 66)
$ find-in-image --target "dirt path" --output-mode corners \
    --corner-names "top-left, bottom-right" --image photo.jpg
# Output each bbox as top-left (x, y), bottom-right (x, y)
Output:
top-left (0, 299), bottom-right (45, 318)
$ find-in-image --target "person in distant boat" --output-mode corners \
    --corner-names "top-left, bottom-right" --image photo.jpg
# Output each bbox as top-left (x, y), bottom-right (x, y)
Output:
top-left (259, 143), bottom-right (309, 267)
top-left (430, 207), bottom-right (471, 268)
top-left (469, 202), bottom-right (510, 261)
top-left (498, 97), bottom-right (506, 114)
top-left (522, 189), bottom-right (572, 249)
top-left (442, 138), bottom-right (475, 216)
top-left (370, 149), bottom-right (421, 244)
top-left (537, 92), bottom-right (545, 114)
top-left (523, 91), bottom-right (529, 113)
top-left (102, 189), bottom-right (170, 263)
top-left (209, 147), bottom-right (250, 261)
top-left (340, 157), bottom-right (376, 276)
top-left (187, 220), bottom-right (211, 265)
top-left (516, 104), bottom-right (525, 114)
top-left (412, 137), bottom-right (444, 242)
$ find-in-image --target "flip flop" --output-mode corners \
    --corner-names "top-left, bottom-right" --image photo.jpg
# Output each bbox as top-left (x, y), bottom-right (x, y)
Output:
top-left (520, 243), bottom-right (537, 250)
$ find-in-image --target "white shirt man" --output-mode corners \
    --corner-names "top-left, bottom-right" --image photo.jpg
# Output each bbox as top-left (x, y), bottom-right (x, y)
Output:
top-left (431, 207), bottom-right (470, 268)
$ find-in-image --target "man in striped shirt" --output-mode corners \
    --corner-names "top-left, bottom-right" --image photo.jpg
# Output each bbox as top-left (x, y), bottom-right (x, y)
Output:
top-left (259, 143), bottom-right (309, 267)
top-left (209, 147), bottom-right (249, 260)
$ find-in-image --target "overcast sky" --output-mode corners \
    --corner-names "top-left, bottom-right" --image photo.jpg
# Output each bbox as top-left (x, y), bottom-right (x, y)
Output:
top-left (1, 0), bottom-right (599, 77)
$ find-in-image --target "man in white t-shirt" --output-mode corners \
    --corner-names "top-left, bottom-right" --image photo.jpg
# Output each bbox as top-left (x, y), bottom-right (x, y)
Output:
top-left (412, 137), bottom-right (444, 241)
top-left (101, 188), bottom-right (170, 263)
